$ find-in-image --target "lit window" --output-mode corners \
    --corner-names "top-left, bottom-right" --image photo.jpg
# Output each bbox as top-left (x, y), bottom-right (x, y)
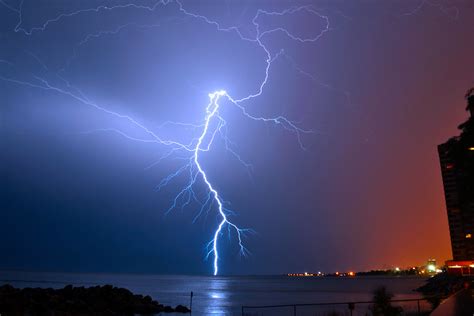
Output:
top-left (466, 234), bottom-right (472, 239)
top-left (469, 147), bottom-right (474, 151)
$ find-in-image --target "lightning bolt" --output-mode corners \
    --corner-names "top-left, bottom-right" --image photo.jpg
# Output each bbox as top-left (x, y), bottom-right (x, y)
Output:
top-left (196, 90), bottom-right (243, 275)
top-left (0, 0), bottom-right (336, 274)
top-left (399, 0), bottom-right (459, 19)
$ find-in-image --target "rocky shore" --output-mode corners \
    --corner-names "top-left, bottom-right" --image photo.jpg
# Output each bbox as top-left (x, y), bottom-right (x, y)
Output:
top-left (416, 272), bottom-right (473, 308)
top-left (416, 272), bottom-right (470, 297)
top-left (0, 284), bottom-right (190, 315)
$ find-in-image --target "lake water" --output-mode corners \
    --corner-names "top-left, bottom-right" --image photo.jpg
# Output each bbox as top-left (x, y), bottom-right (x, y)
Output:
top-left (0, 271), bottom-right (430, 315)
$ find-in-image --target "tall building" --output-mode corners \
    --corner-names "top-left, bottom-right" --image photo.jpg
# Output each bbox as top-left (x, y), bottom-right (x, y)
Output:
top-left (438, 88), bottom-right (474, 275)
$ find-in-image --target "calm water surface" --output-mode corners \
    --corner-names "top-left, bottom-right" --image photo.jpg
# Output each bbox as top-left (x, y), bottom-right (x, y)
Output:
top-left (0, 271), bottom-right (429, 315)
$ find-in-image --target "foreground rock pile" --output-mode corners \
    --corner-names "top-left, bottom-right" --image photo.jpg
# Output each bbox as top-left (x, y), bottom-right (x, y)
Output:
top-left (417, 272), bottom-right (469, 297)
top-left (416, 272), bottom-right (473, 309)
top-left (0, 284), bottom-right (190, 315)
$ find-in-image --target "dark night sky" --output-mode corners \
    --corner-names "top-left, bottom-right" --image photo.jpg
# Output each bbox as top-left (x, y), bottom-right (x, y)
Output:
top-left (1, 0), bottom-right (473, 275)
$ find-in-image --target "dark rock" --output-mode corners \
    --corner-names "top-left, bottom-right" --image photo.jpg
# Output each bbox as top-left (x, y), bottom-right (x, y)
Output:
top-left (175, 304), bottom-right (191, 313)
top-left (163, 305), bottom-right (174, 313)
top-left (416, 272), bottom-right (467, 297)
top-left (416, 272), bottom-right (473, 309)
top-left (0, 284), bottom-right (190, 315)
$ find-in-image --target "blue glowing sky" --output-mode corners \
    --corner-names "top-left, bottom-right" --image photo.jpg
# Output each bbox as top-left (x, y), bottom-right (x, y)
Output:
top-left (1, 0), bottom-right (473, 275)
